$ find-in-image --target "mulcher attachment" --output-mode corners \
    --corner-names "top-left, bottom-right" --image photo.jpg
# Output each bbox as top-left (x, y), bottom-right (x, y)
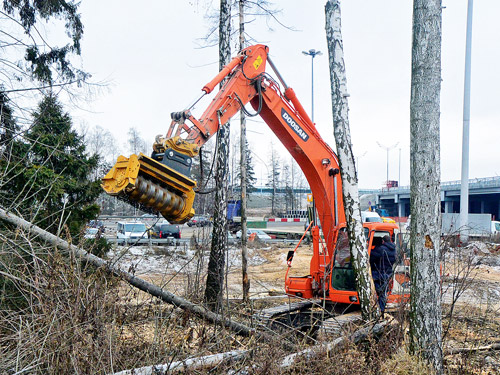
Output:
top-left (102, 153), bottom-right (196, 224)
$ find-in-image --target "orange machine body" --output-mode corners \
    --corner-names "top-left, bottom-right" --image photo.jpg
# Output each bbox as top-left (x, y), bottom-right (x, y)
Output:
top-left (106, 44), bottom-right (409, 306)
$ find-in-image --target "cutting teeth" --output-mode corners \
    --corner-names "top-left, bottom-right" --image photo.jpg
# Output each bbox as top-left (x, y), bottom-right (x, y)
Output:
top-left (102, 153), bottom-right (196, 223)
top-left (128, 176), bottom-right (185, 218)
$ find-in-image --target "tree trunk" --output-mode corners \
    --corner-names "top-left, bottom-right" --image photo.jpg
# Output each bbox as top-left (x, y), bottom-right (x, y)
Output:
top-left (239, 0), bottom-right (250, 303)
top-left (204, 0), bottom-right (232, 309)
top-left (112, 349), bottom-right (251, 375)
top-left (325, 0), bottom-right (378, 321)
top-left (280, 320), bottom-right (394, 369)
top-left (409, 0), bottom-right (443, 373)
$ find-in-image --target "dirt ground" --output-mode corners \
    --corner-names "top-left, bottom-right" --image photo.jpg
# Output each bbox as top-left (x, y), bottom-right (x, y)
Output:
top-left (107, 234), bottom-right (500, 310)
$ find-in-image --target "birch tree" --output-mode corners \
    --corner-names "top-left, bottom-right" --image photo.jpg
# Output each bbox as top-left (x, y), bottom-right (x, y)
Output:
top-left (238, 0), bottom-right (250, 303)
top-left (204, 0), bottom-right (232, 309)
top-left (325, 0), bottom-right (378, 321)
top-left (409, 0), bottom-right (443, 372)
top-left (127, 127), bottom-right (148, 155)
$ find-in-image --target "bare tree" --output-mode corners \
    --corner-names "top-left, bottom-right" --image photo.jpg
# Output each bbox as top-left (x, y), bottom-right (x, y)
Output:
top-left (127, 127), bottom-right (147, 155)
top-left (325, 0), bottom-right (378, 321)
top-left (204, 0), bottom-right (232, 309)
top-left (409, 0), bottom-right (443, 373)
top-left (266, 141), bottom-right (281, 216)
top-left (86, 125), bottom-right (116, 162)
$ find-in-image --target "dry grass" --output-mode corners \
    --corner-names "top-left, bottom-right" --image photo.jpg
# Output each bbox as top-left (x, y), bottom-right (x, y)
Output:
top-left (2, 231), bottom-right (500, 374)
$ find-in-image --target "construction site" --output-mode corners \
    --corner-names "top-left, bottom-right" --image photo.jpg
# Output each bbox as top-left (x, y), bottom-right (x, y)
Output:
top-left (2, 1), bottom-right (500, 374)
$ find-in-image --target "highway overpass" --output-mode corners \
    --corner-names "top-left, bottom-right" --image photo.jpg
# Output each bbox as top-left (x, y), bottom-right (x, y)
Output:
top-left (372, 177), bottom-right (500, 219)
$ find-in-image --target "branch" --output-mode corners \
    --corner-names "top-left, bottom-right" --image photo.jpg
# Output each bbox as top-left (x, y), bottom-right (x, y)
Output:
top-left (445, 343), bottom-right (500, 355)
top-left (3, 79), bottom-right (81, 93)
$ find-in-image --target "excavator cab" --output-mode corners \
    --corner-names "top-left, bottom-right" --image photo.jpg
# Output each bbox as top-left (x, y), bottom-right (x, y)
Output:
top-left (329, 225), bottom-right (410, 305)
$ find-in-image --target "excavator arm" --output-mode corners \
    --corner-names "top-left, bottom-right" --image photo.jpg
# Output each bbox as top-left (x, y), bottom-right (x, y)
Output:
top-left (102, 44), bottom-right (345, 259)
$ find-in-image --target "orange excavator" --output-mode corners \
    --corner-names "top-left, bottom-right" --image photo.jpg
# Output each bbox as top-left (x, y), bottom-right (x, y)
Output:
top-left (102, 44), bottom-right (409, 309)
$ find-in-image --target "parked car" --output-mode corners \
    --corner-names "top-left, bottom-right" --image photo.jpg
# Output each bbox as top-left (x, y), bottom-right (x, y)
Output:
top-left (84, 227), bottom-right (101, 239)
top-left (116, 221), bottom-right (149, 243)
top-left (151, 223), bottom-right (181, 239)
top-left (235, 229), bottom-right (271, 241)
top-left (88, 219), bottom-right (105, 232)
top-left (187, 215), bottom-right (211, 227)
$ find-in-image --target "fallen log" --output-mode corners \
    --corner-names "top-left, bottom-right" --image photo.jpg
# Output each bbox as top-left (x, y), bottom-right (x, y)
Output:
top-left (280, 319), bottom-right (393, 369)
top-left (111, 349), bottom-right (251, 375)
top-left (0, 207), bottom-right (254, 337)
top-left (445, 343), bottom-right (500, 355)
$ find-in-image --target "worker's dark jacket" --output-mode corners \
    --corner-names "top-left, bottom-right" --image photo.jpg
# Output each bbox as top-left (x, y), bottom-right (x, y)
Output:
top-left (370, 241), bottom-right (396, 281)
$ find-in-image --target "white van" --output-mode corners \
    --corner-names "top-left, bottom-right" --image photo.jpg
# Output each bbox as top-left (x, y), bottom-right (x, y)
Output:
top-left (361, 211), bottom-right (383, 223)
top-left (117, 222), bottom-right (148, 242)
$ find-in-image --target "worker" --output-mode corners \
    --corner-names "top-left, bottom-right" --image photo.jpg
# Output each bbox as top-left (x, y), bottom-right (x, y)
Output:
top-left (369, 235), bottom-right (396, 314)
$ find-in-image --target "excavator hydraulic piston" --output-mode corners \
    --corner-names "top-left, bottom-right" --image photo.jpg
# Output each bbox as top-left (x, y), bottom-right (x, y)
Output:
top-left (102, 153), bottom-right (196, 223)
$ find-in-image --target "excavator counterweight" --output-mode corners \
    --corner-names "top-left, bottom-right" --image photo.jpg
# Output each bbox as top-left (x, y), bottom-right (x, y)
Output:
top-left (102, 153), bottom-right (196, 223)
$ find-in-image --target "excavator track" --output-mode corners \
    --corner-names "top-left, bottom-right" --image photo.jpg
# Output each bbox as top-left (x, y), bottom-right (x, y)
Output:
top-left (317, 311), bottom-right (363, 337)
top-left (254, 299), bottom-right (367, 339)
top-left (254, 299), bottom-right (330, 332)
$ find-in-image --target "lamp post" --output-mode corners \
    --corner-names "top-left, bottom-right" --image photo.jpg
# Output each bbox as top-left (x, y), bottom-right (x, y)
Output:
top-left (460, 0), bottom-right (474, 242)
top-left (303, 49), bottom-right (322, 225)
top-left (377, 141), bottom-right (399, 188)
top-left (302, 49), bottom-right (322, 123)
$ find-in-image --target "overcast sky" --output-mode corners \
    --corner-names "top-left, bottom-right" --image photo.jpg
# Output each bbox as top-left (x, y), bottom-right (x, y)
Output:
top-left (73, 0), bottom-right (500, 189)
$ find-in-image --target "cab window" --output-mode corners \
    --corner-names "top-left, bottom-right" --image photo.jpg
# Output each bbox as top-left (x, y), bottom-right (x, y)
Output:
top-left (332, 228), bottom-right (356, 291)
top-left (333, 229), bottom-right (350, 268)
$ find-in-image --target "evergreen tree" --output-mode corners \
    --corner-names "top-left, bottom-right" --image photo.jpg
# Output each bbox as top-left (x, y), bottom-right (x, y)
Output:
top-left (1, 94), bottom-right (102, 310)
top-left (0, 91), bottom-right (28, 210)
top-left (1, 94), bottom-right (101, 236)
top-left (1, 0), bottom-right (86, 86)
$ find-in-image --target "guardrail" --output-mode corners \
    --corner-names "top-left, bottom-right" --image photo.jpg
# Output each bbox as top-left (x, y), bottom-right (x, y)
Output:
top-left (107, 238), bottom-right (187, 245)
top-left (105, 237), bottom-right (300, 246)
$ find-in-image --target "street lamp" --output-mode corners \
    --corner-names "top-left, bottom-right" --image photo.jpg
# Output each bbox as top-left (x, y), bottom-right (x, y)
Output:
top-left (302, 49), bottom-right (322, 123)
top-left (303, 49), bottom-right (322, 226)
top-left (377, 141), bottom-right (399, 188)
top-left (460, 0), bottom-right (474, 242)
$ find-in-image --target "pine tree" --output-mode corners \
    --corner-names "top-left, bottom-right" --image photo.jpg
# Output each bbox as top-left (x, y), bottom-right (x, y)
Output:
top-left (1, 94), bottom-right (101, 310)
top-left (1, 0), bottom-right (86, 87)
top-left (2, 94), bottom-right (101, 236)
